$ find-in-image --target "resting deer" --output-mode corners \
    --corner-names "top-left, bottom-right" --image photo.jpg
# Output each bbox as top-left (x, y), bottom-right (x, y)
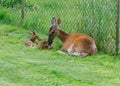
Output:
top-left (24, 32), bottom-right (41, 48)
top-left (37, 39), bottom-right (53, 49)
top-left (48, 17), bottom-right (97, 57)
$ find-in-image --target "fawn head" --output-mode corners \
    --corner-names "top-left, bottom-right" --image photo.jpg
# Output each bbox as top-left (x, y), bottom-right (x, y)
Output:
top-left (29, 32), bottom-right (41, 42)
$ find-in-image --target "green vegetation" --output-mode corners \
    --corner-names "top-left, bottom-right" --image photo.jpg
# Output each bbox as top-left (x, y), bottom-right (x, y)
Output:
top-left (0, 0), bottom-right (120, 85)
top-left (0, 24), bottom-right (120, 86)
top-left (0, 0), bottom-right (21, 7)
top-left (0, 0), bottom-right (118, 54)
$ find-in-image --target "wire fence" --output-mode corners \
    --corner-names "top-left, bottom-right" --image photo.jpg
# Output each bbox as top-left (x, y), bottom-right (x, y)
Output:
top-left (0, 0), bottom-right (119, 55)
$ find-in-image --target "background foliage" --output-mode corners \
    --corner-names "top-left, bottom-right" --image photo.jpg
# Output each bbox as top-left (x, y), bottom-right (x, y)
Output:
top-left (0, 0), bottom-right (119, 55)
top-left (0, 0), bottom-right (21, 8)
top-left (0, 1), bottom-right (120, 85)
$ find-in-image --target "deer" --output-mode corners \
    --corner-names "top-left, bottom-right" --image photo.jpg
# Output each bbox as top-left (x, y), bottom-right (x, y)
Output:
top-left (24, 32), bottom-right (41, 48)
top-left (48, 17), bottom-right (97, 57)
top-left (37, 39), bottom-right (54, 49)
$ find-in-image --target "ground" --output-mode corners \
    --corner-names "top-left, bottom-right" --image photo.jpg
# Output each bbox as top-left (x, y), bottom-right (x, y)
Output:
top-left (0, 24), bottom-right (120, 86)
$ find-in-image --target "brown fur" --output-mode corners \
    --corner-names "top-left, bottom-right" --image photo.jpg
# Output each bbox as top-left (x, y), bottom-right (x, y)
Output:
top-left (63, 34), bottom-right (97, 56)
top-left (24, 40), bottom-right (36, 47)
top-left (37, 39), bottom-right (53, 49)
top-left (24, 32), bottom-right (41, 48)
top-left (48, 18), bottom-right (97, 57)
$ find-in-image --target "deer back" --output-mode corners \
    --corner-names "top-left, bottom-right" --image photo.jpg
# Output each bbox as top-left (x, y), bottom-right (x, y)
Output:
top-left (24, 40), bottom-right (36, 47)
top-left (62, 34), bottom-right (97, 56)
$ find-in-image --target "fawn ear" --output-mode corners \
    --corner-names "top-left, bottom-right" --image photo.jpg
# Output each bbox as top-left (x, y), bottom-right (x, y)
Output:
top-left (57, 18), bottom-right (61, 25)
top-left (51, 17), bottom-right (56, 25)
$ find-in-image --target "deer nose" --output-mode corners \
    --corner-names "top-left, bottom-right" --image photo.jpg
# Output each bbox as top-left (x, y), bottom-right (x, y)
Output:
top-left (48, 40), bottom-right (52, 45)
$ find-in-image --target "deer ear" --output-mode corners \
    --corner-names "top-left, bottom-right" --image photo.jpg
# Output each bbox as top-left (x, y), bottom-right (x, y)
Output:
top-left (57, 18), bottom-right (61, 25)
top-left (51, 17), bottom-right (56, 25)
top-left (33, 32), bottom-right (36, 35)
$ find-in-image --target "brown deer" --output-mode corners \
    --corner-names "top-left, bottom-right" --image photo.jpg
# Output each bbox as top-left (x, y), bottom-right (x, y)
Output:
top-left (37, 39), bottom-right (53, 49)
top-left (48, 17), bottom-right (97, 57)
top-left (24, 32), bottom-right (41, 48)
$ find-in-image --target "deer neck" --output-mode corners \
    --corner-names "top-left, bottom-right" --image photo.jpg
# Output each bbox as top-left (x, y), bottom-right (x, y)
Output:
top-left (56, 29), bottom-right (70, 43)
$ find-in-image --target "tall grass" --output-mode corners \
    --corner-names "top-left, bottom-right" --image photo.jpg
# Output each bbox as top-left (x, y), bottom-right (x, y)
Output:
top-left (0, 0), bottom-right (119, 55)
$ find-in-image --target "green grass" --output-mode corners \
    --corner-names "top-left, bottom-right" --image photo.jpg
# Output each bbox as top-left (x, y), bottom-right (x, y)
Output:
top-left (0, 0), bottom-right (118, 54)
top-left (0, 24), bottom-right (120, 86)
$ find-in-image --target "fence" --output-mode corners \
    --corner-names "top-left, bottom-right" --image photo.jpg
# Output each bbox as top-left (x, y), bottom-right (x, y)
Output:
top-left (0, 0), bottom-right (119, 55)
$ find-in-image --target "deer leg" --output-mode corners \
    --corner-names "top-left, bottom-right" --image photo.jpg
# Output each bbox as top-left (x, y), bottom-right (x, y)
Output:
top-left (67, 49), bottom-right (75, 56)
top-left (79, 52), bottom-right (88, 57)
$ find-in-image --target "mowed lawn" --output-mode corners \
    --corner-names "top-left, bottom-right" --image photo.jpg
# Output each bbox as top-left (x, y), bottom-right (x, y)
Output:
top-left (0, 24), bottom-right (120, 86)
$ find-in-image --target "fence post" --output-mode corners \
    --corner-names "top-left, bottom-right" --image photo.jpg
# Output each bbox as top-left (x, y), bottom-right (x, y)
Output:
top-left (21, 0), bottom-right (25, 24)
top-left (115, 0), bottom-right (119, 55)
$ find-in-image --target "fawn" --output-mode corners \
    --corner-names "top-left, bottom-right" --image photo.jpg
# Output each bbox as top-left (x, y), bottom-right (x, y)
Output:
top-left (24, 32), bottom-right (41, 48)
top-left (37, 39), bottom-right (53, 49)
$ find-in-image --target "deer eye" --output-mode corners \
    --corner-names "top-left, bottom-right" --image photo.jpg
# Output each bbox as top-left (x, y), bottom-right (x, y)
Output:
top-left (52, 31), bottom-right (54, 34)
